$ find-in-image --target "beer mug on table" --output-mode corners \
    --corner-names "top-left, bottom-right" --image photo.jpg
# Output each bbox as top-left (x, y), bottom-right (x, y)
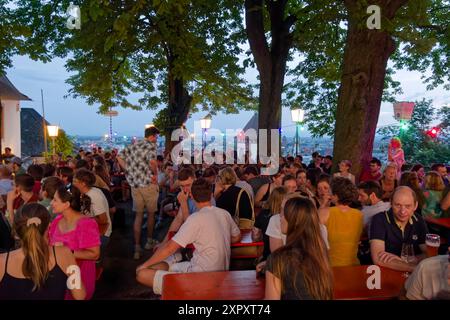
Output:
top-left (425, 234), bottom-right (440, 257)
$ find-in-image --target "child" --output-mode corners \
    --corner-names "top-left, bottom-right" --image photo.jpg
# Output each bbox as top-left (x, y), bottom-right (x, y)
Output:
top-left (333, 160), bottom-right (356, 185)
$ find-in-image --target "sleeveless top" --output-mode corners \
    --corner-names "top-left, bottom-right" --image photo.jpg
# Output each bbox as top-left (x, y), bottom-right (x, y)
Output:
top-left (326, 206), bottom-right (363, 267)
top-left (0, 247), bottom-right (68, 300)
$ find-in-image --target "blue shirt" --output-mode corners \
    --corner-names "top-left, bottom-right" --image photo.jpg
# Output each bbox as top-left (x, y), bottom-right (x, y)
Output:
top-left (187, 197), bottom-right (216, 215)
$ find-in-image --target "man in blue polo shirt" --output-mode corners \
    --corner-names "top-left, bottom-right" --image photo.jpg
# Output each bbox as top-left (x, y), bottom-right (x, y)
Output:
top-left (370, 186), bottom-right (429, 272)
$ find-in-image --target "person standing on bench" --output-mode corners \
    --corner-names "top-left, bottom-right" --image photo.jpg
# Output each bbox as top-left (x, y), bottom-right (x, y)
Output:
top-left (135, 178), bottom-right (241, 295)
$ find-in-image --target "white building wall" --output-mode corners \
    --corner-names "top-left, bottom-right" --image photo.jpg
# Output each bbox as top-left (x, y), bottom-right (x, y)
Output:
top-left (1, 100), bottom-right (21, 157)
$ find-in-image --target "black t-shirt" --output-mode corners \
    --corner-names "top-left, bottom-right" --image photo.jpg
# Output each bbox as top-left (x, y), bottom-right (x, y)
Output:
top-left (321, 164), bottom-right (332, 175)
top-left (266, 252), bottom-right (313, 300)
top-left (254, 208), bottom-right (272, 259)
top-left (370, 209), bottom-right (428, 256)
top-left (216, 185), bottom-right (253, 220)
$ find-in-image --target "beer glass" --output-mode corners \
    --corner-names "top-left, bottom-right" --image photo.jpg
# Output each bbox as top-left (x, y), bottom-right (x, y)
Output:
top-left (401, 243), bottom-right (415, 263)
top-left (425, 234), bottom-right (440, 257)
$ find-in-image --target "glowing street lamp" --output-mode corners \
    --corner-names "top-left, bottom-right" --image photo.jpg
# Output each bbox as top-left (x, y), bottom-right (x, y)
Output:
top-left (291, 108), bottom-right (305, 156)
top-left (47, 125), bottom-right (59, 156)
top-left (200, 114), bottom-right (212, 148)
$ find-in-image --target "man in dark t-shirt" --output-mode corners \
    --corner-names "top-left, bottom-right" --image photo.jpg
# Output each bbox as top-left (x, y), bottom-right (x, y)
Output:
top-left (370, 186), bottom-right (428, 272)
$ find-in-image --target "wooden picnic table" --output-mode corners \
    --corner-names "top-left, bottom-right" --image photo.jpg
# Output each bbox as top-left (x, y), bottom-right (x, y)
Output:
top-left (161, 265), bottom-right (406, 300)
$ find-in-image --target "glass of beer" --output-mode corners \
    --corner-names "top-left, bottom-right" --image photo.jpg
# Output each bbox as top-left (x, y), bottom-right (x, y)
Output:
top-left (425, 234), bottom-right (440, 257)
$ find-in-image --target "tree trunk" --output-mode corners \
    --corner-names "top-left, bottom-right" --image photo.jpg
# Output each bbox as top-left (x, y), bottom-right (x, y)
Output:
top-left (333, 0), bottom-right (408, 180)
top-left (164, 55), bottom-right (192, 155)
top-left (245, 0), bottom-right (293, 159)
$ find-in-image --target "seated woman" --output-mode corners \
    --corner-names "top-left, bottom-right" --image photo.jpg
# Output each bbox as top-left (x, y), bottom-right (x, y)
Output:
top-left (0, 203), bottom-right (85, 300)
top-left (214, 167), bottom-right (254, 228)
top-left (254, 170), bottom-right (285, 208)
top-left (333, 160), bottom-right (355, 185)
top-left (265, 196), bottom-right (333, 300)
top-left (319, 177), bottom-right (363, 267)
top-left (411, 164), bottom-right (426, 188)
top-left (422, 171), bottom-right (445, 218)
top-left (265, 193), bottom-right (329, 256)
top-left (252, 187), bottom-right (287, 261)
top-left (48, 186), bottom-right (100, 300)
top-left (380, 163), bottom-right (398, 202)
top-left (399, 171), bottom-right (426, 215)
top-left (315, 174), bottom-right (333, 209)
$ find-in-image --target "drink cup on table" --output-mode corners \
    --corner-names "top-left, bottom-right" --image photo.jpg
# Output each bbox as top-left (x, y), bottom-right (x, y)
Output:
top-left (425, 234), bottom-right (440, 257)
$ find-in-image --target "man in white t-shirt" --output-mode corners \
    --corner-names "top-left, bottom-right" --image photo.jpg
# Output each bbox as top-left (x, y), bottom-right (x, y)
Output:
top-left (73, 169), bottom-right (112, 261)
top-left (136, 178), bottom-right (241, 295)
top-left (404, 252), bottom-right (450, 300)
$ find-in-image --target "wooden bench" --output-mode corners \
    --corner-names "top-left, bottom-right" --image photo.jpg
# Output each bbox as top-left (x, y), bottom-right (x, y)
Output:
top-left (161, 265), bottom-right (406, 300)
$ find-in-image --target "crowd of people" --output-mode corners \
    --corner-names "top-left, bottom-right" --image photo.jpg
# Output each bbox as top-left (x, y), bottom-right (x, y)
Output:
top-left (0, 131), bottom-right (449, 300)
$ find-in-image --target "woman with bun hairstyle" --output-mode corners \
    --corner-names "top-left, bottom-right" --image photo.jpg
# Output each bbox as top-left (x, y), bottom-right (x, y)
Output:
top-left (48, 186), bottom-right (100, 300)
top-left (0, 203), bottom-right (86, 300)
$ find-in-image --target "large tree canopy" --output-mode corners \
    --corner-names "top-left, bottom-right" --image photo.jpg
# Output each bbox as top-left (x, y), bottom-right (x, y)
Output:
top-left (8, 0), bottom-right (256, 151)
top-left (279, 0), bottom-right (449, 176)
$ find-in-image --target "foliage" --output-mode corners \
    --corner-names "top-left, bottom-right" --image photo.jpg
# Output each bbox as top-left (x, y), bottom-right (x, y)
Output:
top-left (282, 0), bottom-right (449, 137)
top-left (9, 0), bottom-right (256, 126)
top-left (46, 129), bottom-right (75, 158)
top-left (377, 99), bottom-right (450, 165)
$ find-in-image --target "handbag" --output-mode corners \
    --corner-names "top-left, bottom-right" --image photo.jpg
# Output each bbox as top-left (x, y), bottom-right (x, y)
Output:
top-left (231, 189), bottom-right (261, 259)
top-left (234, 188), bottom-right (255, 229)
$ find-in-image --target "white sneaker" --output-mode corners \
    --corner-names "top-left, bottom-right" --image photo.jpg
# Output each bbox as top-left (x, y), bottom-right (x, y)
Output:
top-left (144, 239), bottom-right (159, 250)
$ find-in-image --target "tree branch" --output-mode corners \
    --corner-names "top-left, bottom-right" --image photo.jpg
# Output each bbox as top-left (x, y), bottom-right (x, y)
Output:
top-left (245, 0), bottom-right (271, 72)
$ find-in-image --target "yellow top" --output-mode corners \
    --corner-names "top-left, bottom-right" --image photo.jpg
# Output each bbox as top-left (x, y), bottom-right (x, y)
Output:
top-left (326, 206), bottom-right (363, 267)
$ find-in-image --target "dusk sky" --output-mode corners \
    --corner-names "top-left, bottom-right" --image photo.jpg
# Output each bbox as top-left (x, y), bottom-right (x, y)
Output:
top-left (7, 53), bottom-right (450, 138)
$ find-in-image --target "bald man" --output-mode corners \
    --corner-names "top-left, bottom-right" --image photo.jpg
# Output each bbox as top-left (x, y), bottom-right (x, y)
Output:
top-left (370, 186), bottom-right (429, 272)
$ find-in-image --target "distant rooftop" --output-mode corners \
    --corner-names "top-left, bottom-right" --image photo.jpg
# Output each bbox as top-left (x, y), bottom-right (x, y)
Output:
top-left (0, 75), bottom-right (31, 101)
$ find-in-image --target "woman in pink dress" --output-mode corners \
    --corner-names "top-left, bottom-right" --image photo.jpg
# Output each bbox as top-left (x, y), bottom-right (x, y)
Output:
top-left (388, 137), bottom-right (405, 179)
top-left (48, 186), bottom-right (100, 300)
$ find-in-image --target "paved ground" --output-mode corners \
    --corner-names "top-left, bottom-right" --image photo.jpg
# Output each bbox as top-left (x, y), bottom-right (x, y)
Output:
top-left (93, 201), bottom-right (161, 300)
